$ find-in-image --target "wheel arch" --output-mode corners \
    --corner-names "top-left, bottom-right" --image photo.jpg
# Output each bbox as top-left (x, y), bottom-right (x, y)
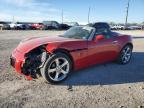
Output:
top-left (124, 42), bottom-right (133, 49)
top-left (53, 48), bottom-right (74, 70)
top-left (117, 42), bottom-right (133, 59)
top-left (119, 42), bottom-right (133, 54)
top-left (117, 42), bottom-right (133, 64)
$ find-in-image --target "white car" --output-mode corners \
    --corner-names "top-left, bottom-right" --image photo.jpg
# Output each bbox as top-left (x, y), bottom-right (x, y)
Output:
top-left (128, 26), bottom-right (142, 30)
top-left (9, 23), bottom-right (23, 29)
top-left (111, 25), bottom-right (125, 30)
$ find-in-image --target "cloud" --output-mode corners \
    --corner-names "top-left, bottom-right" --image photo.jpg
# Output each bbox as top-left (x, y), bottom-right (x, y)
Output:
top-left (0, 11), bottom-right (62, 22)
top-left (0, 0), bottom-right (63, 22)
top-left (5, 0), bottom-right (33, 6)
top-left (0, 13), bottom-right (12, 21)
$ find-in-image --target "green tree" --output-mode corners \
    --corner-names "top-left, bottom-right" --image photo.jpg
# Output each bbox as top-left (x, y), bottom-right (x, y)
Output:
top-left (109, 22), bottom-right (115, 25)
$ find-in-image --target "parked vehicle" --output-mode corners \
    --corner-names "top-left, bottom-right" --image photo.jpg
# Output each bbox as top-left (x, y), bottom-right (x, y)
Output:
top-left (9, 22), bottom-right (25, 30)
top-left (110, 25), bottom-right (125, 30)
top-left (9, 22), bottom-right (19, 29)
top-left (9, 23), bottom-right (16, 29)
top-left (31, 23), bottom-right (44, 30)
top-left (142, 25), bottom-right (144, 30)
top-left (0, 21), bottom-right (10, 30)
top-left (10, 22), bottom-right (133, 83)
top-left (126, 26), bottom-right (142, 30)
top-left (42, 21), bottom-right (60, 30)
top-left (63, 22), bottom-right (79, 27)
top-left (59, 23), bottom-right (70, 30)
top-left (18, 22), bottom-right (33, 30)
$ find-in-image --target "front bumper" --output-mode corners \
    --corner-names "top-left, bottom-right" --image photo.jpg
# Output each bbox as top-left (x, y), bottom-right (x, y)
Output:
top-left (10, 49), bottom-right (32, 80)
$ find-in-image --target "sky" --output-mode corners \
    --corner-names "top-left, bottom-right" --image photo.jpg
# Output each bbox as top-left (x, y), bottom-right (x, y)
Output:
top-left (0, 0), bottom-right (144, 24)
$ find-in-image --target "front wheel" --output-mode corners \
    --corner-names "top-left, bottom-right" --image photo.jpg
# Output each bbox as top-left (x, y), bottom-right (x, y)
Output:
top-left (117, 45), bottom-right (133, 64)
top-left (41, 53), bottom-right (72, 83)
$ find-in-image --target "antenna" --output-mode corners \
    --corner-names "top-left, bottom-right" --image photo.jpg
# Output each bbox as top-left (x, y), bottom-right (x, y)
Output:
top-left (125, 0), bottom-right (130, 28)
top-left (88, 7), bottom-right (91, 24)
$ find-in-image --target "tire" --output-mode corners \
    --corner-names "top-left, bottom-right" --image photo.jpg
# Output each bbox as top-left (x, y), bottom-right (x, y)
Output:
top-left (117, 45), bottom-right (132, 64)
top-left (41, 53), bottom-right (72, 83)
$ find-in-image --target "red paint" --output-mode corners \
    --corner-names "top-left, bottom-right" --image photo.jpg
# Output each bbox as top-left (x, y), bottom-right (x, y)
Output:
top-left (31, 23), bottom-right (44, 30)
top-left (11, 34), bottom-right (133, 80)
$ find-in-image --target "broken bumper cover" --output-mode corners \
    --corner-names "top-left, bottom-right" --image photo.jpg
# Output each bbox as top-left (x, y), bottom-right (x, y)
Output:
top-left (10, 49), bottom-right (32, 80)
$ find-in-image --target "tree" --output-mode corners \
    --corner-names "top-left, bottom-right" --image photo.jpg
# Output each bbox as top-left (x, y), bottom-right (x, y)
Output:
top-left (109, 22), bottom-right (115, 25)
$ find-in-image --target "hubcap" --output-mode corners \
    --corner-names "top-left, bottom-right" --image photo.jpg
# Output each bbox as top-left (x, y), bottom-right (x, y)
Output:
top-left (121, 46), bottom-right (132, 63)
top-left (48, 57), bottom-right (70, 81)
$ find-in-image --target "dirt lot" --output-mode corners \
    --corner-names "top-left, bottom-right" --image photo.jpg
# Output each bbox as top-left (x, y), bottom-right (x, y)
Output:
top-left (0, 30), bottom-right (144, 108)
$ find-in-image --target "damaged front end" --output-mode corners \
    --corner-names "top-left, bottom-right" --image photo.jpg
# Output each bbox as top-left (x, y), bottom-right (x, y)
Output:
top-left (22, 45), bottom-right (49, 79)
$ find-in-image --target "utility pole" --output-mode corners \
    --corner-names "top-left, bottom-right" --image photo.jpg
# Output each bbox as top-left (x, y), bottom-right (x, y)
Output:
top-left (88, 7), bottom-right (91, 24)
top-left (61, 9), bottom-right (63, 24)
top-left (12, 16), bottom-right (15, 23)
top-left (125, 0), bottom-right (130, 28)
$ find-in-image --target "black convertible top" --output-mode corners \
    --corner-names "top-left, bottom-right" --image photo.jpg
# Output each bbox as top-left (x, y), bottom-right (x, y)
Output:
top-left (88, 22), bottom-right (110, 30)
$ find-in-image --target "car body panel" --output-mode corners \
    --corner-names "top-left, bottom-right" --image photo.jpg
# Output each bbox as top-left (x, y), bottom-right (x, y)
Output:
top-left (16, 36), bottom-right (84, 53)
top-left (45, 41), bottom-right (88, 70)
top-left (87, 37), bottom-right (120, 65)
top-left (11, 49), bottom-right (33, 80)
top-left (10, 30), bottom-right (133, 80)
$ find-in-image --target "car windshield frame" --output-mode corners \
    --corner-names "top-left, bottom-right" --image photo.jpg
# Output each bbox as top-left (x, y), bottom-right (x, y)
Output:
top-left (60, 26), bottom-right (95, 40)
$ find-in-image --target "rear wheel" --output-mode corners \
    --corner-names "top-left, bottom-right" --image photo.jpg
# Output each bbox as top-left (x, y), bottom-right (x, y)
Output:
top-left (41, 53), bottom-right (72, 83)
top-left (117, 45), bottom-right (132, 64)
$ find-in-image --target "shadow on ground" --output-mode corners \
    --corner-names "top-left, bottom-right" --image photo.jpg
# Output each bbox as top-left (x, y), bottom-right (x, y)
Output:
top-left (62, 52), bottom-right (144, 86)
top-left (133, 36), bottom-right (144, 39)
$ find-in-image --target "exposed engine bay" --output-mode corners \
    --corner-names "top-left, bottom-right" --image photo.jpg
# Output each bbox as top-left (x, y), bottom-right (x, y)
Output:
top-left (22, 46), bottom-right (49, 78)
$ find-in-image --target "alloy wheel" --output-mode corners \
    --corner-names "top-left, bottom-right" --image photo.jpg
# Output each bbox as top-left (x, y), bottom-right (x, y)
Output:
top-left (121, 46), bottom-right (132, 64)
top-left (47, 57), bottom-right (70, 81)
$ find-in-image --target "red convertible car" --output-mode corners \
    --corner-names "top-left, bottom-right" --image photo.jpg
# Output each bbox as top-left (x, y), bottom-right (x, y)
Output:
top-left (10, 23), bottom-right (133, 83)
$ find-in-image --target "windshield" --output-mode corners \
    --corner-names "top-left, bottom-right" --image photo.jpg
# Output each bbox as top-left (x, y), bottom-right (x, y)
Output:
top-left (60, 26), bottom-right (94, 39)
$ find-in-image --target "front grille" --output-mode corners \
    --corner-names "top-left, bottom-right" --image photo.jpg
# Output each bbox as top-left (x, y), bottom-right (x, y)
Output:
top-left (10, 57), bottom-right (16, 67)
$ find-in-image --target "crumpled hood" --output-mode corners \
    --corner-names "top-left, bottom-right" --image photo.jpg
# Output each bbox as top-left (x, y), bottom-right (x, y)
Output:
top-left (16, 36), bottom-right (81, 53)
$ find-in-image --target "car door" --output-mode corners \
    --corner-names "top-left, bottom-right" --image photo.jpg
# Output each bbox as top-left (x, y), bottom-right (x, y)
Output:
top-left (87, 28), bottom-right (119, 66)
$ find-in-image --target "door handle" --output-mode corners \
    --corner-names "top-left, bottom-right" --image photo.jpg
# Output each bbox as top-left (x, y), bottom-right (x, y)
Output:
top-left (112, 41), bottom-right (118, 44)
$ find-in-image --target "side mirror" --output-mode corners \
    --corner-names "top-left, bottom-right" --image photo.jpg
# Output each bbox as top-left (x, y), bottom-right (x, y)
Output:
top-left (94, 34), bottom-right (105, 42)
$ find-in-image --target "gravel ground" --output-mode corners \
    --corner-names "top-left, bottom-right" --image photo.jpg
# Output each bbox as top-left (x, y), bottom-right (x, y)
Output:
top-left (0, 30), bottom-right (144, 108)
